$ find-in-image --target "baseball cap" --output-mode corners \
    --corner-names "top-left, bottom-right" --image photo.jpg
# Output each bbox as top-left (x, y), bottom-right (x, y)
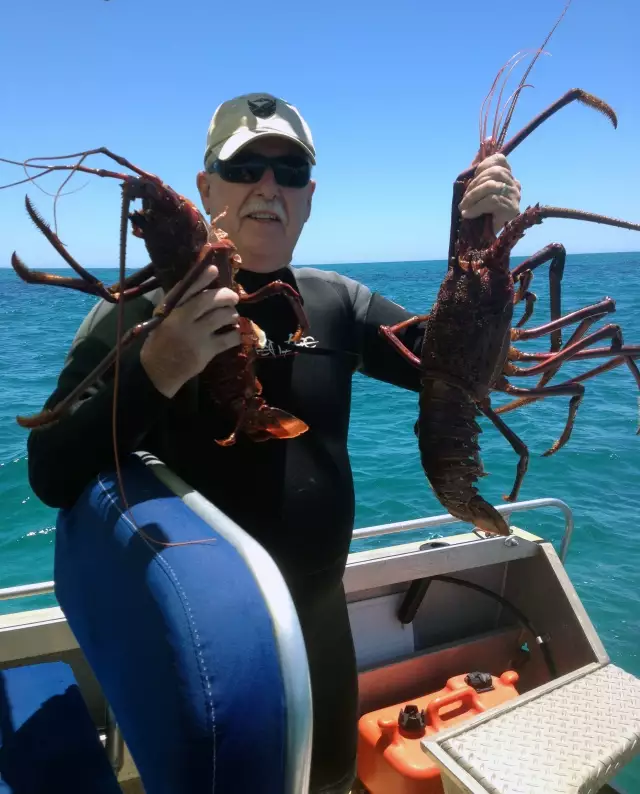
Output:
top-left (203, 93), bottom-right (316, 170)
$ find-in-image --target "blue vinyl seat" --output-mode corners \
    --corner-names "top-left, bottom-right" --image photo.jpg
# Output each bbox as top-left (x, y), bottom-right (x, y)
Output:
top-left (0, 660), bottom-right (122, 793)
top-left (54, 452), bottom-right (313, 794)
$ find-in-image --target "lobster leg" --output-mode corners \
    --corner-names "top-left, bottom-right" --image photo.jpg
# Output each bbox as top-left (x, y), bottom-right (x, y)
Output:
top-left (499, 299), bottom-right (617, 414)
top-left (12, 195), bottom-right (119, 301)
top-left (239, 280), bottom-right (310, 342)
top-left (513, 270), bottom-right (536, 329)
top-left (12, 196), bottom-right (161, 301)
top-left (378, 315), bottom-right (430, 369)
top-left (507, 322), bottom-right (625, 378)
top-left (497, 343), bottom-right (640, 452)
top-left (511, 243), bottom-right (566, 347)
top-left (489, 206), bottom-right (640, 272)
top-left (17, 245), bottom-right (219, 429)
top-left (500, 348), bottom-right (640, 420)
top-left (499, 89), bottom-right (618, 158)
top-left (111, 262), bottom-right (156, 293)
top-left (510, 297), bottom-right (615, 345)
top-left (521, 345), bottom-right (640, 363)
top-left (496, 324), bottom-right (640, 452)
top-left (11, 252), bottom-right (161, 302)
top-left (564, 356), bottom-right (640, 392)
top-left (494, 376), bottom-right (584, 457)
top-left (478, 399), bottom-right (529, 502)
top-left (12, 252), bottom-right (117, 299)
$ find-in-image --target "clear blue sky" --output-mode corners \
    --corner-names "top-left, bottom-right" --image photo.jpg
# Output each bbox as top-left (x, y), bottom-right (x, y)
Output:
top-left (0, 0), bottom-right (638, 269)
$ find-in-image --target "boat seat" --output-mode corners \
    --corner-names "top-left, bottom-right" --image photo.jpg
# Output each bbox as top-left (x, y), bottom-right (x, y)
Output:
top-left (0, 660), bottom-right (121, 793)
top-left (54, 452), bottom-right (313, 794)
top-left (422, 662), bottom-right (640, 793)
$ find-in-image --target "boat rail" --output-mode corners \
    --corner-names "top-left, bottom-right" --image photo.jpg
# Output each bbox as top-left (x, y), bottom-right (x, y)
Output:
top-left (0, 497), bottom-right (574, 604)
top-left (352, 496), bottom-right (573, 558)
top-left (0, 579), bottom-right (56, 603)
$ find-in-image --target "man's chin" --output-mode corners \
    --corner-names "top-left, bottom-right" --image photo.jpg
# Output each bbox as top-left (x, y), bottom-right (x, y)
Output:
top-left (236, 246), bottom-right (291, 274)
top-left (239, 260), bottom-right (289, 274)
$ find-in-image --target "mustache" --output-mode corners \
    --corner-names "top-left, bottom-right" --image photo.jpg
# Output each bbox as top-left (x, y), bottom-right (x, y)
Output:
top-left (240, 197), bottom-right (288, 224)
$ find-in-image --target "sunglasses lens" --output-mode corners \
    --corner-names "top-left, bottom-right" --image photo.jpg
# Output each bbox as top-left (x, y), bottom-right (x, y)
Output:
top-left (272, 156), bottom-right (311, 188)
top-left (216, 159), bottom-right (266, 183)
top-left (213, 154), bottom-right (311, 188)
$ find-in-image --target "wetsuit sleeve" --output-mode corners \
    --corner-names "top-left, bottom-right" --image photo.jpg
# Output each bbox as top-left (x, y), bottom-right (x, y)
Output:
top-left (26, 300), bottom-right (172, 510)
top-left (337, 275), bottom-right (425, 392)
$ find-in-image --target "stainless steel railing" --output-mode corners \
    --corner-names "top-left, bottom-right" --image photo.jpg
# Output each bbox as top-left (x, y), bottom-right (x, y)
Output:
top-left (352, 497), bottom-right (574, 561)
top-left (0, 497), bottom-right (574, 604)
top-left (0, 580), bottom-right (55, 602)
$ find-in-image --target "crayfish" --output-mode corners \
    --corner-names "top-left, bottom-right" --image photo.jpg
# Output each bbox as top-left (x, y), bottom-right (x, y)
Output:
top-left (2, 147), bottom-right (310, 444)
top-left (1, 149), bottom-right (311, 545)
top-left (379, 1), bottom-right (640, 536)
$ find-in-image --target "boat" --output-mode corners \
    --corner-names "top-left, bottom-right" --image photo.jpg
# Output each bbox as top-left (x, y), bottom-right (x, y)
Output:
top-left (1, 450), bottom-right (638, 793)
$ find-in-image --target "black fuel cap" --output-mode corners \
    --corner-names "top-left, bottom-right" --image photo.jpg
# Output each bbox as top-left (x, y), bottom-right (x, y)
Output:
top-left (398, 704), bottom-right (426, 731)
top-left (465, 672), bottom-right (495, 693)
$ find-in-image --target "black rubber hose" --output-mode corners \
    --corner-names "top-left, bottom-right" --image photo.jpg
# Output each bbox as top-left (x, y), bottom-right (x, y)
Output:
top-left (428, 575), bottom-right (558, 678)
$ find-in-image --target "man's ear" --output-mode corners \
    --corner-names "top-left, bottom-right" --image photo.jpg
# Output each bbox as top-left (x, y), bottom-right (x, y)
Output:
top-left (196, 171), bottom-right (210, 214)
top-left (305, 179), bottom-right (316, 223)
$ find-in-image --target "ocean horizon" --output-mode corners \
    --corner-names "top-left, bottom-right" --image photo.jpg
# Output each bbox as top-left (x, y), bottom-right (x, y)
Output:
top-left (1, 249), bottom-right (639, 269)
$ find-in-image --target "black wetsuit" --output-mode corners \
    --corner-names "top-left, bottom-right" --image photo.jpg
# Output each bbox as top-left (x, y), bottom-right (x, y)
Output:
top-left (27, 265), bottom-right (425, 794)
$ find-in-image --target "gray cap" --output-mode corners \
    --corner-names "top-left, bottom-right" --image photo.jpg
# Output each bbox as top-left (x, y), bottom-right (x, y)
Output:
top-left (203, 93), bottom-right (316, 170)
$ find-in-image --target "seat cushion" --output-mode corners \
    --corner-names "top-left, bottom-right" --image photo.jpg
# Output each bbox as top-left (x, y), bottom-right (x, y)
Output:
top-left (0, 661), bottom-right (121, 793)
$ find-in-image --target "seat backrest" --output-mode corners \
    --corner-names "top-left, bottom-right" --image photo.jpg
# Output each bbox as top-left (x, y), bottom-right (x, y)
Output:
top-left (54, 452), bottom-right (313, 794)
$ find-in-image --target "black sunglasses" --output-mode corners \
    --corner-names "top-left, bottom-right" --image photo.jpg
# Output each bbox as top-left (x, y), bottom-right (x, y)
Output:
top-left (208, 152), bottom-right (312, 188)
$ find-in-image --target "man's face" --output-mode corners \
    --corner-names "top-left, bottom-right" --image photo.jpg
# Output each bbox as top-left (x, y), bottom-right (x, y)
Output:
top-left (196, 137), bottom-right (316, 273)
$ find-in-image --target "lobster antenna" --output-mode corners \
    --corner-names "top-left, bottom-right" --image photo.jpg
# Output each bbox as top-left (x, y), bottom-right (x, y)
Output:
top-left (49, 152), bottom-right (95, 235)
top-left (497, 0), bottom-right (573, 148)
top-left (480, 52), bottom-right (525, 145)
top-left (112, 191), bottom-right (133, 523)
top-left (490, 51), bottom-right (539, 142)
top-left (494, 83), bottom-right (535, 143)
top-left (14, 155), bottom-right (90, 213)
top-left (0, 155), bottom-right (90, 207)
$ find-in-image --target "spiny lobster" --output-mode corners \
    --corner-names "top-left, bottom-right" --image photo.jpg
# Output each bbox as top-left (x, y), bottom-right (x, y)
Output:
top-left (1, 148), bottom-right (311, 544)
top-left (379, 1), bottom-right (640, 536)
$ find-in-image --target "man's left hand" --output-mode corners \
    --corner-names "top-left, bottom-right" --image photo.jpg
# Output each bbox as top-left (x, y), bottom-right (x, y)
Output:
top-left (458, 153), bottom-right (521, 234)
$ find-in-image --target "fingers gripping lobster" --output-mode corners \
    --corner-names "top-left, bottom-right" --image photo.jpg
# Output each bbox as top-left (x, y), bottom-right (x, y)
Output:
top-left (379, 2), bottom-right (640, 536)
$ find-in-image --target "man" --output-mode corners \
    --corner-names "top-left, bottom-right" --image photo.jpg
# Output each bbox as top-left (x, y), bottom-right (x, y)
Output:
top-left (26, 93), bottom-right (521, 793)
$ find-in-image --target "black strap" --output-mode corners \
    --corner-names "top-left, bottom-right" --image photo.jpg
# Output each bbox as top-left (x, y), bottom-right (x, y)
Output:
top-left (280, 342), bottom-right (359, 361)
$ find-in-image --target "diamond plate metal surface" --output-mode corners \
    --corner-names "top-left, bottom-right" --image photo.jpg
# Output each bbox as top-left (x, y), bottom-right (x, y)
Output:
top-left (439, 664), bottom-right (640, 793)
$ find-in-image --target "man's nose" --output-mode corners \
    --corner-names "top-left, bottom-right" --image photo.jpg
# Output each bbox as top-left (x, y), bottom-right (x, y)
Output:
top-left (254, 166), bottom-right (279, 198)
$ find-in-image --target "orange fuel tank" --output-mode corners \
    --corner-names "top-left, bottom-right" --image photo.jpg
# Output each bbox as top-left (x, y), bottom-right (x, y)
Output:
top-left (357, 670), bottom-right (520, 794)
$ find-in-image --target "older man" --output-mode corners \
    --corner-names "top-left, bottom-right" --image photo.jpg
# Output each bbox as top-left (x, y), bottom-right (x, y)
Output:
top-left (27, 93), bottom-right (521, 794)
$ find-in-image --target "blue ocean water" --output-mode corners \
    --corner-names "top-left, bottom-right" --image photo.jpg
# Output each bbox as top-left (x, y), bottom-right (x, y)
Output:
top-left (1, 254), bottom-right (639, 788)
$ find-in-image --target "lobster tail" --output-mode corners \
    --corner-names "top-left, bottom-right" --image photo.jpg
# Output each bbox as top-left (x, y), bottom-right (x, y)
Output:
top-left (245, 406), bottom-right (309, 442)
top-left (215, 403), bottom-right (309, 447)
top-left (447, 496), bottom-right (511, 537)
top-left (416, 380), bottom-right (510, 537)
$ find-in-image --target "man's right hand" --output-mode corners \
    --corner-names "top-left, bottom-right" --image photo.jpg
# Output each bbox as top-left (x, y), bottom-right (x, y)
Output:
top-left (139, 265), bottom-right (241, 399)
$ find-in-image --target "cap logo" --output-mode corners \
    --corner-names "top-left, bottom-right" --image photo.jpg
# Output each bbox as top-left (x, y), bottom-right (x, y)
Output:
top-left (248, 96), bottom-right (277, 119)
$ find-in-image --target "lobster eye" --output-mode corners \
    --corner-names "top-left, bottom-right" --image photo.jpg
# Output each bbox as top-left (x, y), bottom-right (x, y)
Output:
top-left (128, 210), bottom-right (146, 226)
